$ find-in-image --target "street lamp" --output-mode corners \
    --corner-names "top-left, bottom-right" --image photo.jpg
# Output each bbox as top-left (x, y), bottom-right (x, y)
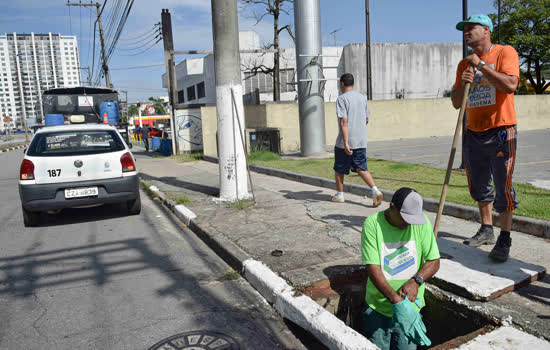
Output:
top-left (15, 51), bottom-right (30, 142)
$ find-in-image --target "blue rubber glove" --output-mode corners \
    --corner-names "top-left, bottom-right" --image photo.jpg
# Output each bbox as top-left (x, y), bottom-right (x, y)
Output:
top-left (392, 297), bottom-right (431, 347)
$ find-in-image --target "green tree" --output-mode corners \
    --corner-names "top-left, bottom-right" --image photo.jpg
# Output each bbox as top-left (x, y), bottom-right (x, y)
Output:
top-left (489, 0), bottom-right (550, 94)
top-left (147, 97), bottom-right (166, 115)
top-left (128, 104), bottom-right (139, 117)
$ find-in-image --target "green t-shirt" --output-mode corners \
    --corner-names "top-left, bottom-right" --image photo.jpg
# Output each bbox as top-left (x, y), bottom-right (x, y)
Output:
top-left (361, 211), bottom-right (440, 317)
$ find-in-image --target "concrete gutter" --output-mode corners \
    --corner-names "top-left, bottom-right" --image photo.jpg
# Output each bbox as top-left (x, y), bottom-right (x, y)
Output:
top-left (140, 179), bottom-right (378, 350)
top-left (202, 155), bottom-right (550, 239)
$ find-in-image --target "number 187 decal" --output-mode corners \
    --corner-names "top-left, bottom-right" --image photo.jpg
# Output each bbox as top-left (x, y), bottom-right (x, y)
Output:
top-left (47, 169), bottom-right (61, 177)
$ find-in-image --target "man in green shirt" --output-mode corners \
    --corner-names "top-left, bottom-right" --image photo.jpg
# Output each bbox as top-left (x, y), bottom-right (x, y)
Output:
top-left (361, 187), bottom-right (440, 350)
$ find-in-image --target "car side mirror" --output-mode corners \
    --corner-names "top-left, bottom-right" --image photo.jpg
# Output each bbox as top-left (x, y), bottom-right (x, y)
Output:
top-left (23, 148), bottom-right (27, 154)
top-left (128, 143), bottom-right (133, 149)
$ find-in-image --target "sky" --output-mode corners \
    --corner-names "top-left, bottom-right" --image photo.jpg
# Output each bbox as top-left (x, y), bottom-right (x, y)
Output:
top-left (0, 0), bottom-right (498, 103)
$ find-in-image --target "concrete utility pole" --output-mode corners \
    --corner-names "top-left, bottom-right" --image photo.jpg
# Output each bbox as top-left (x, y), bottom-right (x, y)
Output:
top-left (211, 0), bottom-right (250, 201)
top-left (459, 0), bottom-right (468, 170)
top-left (13, 35), bottom-right (29, 142)
top-left (161, 9), bottom-right (179, 156)
top-left (365, 0), bottom-right (373, 100)
top-left (67, 2), bottom-right (111, 87)
top-left (294, 0), bottom-right (326, 156)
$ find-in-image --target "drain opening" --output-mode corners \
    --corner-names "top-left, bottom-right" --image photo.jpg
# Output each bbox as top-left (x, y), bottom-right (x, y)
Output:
top-left (148, 330), bottom-right (241, 350)
top-left (304, 268), bottom-right (497, 349)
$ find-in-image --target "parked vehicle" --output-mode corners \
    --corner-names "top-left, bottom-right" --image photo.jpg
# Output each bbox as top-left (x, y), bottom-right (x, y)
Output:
top-left (18, 124), bottom-right (140, 227)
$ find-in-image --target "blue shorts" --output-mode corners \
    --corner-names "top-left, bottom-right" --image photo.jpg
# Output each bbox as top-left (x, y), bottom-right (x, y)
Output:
top-left (333, 146), bottom-right (368, 175)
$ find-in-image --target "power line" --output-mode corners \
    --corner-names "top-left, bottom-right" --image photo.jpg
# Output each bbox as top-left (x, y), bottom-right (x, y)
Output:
top-left (115, 32), bottom-right (161, 51)
top-left (114, 86), bottom-right (168, 91)
top-left (118, 23), bottom-right (160, 41)
top-left (115, 37), bottom-right (161, 56)
top-left (68, 3), bottom-right (73, 35)
top-left (117, 27), bottom-right (161, 46)
top-left (110, 63), bottom-right (165, 70)
top-left (87, 9), bottom-right (93, 74)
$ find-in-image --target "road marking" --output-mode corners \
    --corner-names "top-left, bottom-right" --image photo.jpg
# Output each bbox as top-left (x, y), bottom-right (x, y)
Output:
top-left (392, 145), bottom-right (534, 161)
top-left (516, 160), bottom-right (550, 166)
top-left (394, 152), bottom-right (455, 161)
top-left (370, 142), bottom-right (450, 152)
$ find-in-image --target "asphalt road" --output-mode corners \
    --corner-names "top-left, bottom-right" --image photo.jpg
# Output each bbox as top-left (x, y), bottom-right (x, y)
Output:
top-left (0, 150), bottom-right (318, 349)
top-left (367, 128), bottom-right (550, 189)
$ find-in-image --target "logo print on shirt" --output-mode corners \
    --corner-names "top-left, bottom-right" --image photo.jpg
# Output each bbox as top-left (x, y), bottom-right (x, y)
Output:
top-left (384, 244), bottom-right (415, 276)
top-left (468, 64), bottom-right (496, 108)
top-left (381, 241), bottom-right (418, 280)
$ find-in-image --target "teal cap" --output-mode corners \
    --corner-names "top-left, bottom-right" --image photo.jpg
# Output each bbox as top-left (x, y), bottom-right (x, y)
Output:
top-left (456, 14), bottom-right (493, 32)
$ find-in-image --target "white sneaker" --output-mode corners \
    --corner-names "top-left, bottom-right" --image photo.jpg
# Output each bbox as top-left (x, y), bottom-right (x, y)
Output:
top-left (371, 190), bottom-right (383, 208)
top-left (330, 194), bottom-right (345, 203)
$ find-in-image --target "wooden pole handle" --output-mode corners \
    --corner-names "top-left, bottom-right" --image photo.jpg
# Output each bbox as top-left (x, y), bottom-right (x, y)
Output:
top-left (433, 82), bottom-right (471, 237)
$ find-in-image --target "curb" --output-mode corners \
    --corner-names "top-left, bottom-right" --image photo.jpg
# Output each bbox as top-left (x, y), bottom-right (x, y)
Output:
top-left (139, 178), bottom-right (378, 350)
top-left (0, 144), bottom-right (26, 153)
top-left (203, 155), bottom-right (549, 239)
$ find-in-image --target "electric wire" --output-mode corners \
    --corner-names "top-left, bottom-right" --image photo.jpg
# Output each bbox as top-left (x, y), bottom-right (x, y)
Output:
top-left (116, 27), bottom-right (161, 45)
top-left (110, 63), bottom-right (165, 70)
top-left (68, 3), bottom-right (73, 35)
top-left (87, 8), bottom-right (93, 81)
top-left (115, 32), bottom-right (161, 51)
top-left (79, 3), bottom-right (82, 62)
top-left (118, 23), bottom-right (160, 41)
top-left (115, 37), bottom-right (161, 57)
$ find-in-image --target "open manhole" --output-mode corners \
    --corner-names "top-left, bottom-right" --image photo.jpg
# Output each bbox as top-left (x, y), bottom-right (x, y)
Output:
top-left (305, 268), bottom-right (499, 349)
top-left (148, 331), bottom-right (241, 350)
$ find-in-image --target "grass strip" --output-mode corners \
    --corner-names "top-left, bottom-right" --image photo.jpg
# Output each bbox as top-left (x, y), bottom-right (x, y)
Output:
top-left (249, 154), bottom-right (550, 221)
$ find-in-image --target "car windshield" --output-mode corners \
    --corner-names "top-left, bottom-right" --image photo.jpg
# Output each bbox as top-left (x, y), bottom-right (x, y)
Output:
top-left (27, 129), bottom-right (126, 157)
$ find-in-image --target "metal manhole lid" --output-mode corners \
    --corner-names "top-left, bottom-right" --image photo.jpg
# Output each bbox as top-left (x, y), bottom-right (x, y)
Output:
top-left (147, 330), bottom-right (241, 350)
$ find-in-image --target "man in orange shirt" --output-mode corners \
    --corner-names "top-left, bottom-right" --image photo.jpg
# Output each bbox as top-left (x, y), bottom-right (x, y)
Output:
top-left (451, 15), bottom-right (519, 262)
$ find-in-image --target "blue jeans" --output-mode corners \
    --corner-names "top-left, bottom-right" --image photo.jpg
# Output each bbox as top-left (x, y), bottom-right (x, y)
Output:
top-left (362, 307), bottom-right (416, 350)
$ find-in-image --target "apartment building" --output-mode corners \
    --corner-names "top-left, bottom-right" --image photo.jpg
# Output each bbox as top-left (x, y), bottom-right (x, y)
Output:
top-left (0, 33), bottom-right (81, 131)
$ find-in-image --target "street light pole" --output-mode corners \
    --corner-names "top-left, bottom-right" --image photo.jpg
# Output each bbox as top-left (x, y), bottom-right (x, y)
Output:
top-left (13, 36), bottom-right (29, 142)
top-left (365, 0), bottom-right (372, 100)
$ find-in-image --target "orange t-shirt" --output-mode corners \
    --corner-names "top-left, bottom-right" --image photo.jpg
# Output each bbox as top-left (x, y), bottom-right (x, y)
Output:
top-left (452, 44), bottom-right (519, 132)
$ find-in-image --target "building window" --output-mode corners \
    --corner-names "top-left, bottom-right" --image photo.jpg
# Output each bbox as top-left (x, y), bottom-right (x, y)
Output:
top-left (197, 82), bottom-right (205, 99)
top-left (178, 90), bottom-right (185, 103)
top-left (187, 86), bottom-right (196, 101)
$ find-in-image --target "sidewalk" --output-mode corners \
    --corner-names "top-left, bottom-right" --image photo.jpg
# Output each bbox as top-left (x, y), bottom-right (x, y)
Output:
top-left (135, 151), bottom-right (550, 348)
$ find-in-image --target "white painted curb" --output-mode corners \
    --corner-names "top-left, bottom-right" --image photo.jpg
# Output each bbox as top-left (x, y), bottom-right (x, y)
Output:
top-left (142, 180), bottom-right (378, 349)
top-left (175, 205), bottom-right (197, 226)
top-left (243, 259), bottom-right (378, 350)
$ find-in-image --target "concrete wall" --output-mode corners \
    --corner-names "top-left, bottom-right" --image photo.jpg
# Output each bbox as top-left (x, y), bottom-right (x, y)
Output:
top-left (201, 95), bottom-right (550, 157)
top-left (341, 43), bottom-right (462, 100)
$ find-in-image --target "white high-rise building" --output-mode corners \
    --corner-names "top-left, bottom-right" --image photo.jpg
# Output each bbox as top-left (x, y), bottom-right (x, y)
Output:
top-left (0, 33), bottom-right (81, 131)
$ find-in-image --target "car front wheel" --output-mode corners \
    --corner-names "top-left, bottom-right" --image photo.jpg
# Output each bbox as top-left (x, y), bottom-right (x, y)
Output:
top-left (22, 206), bottom-right (40, 227)
top-left (127, 194), bottom-right (141, 215)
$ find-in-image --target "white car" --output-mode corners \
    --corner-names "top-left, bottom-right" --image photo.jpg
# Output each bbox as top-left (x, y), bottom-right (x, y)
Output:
top-left (19, 124), bottom-right (140, 227)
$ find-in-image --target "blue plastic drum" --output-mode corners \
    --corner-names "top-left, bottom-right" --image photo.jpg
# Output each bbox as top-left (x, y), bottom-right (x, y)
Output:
top-left (44, 114), bottom-right (64, 126)
top-left (99, 102), bottom-right (120, 124)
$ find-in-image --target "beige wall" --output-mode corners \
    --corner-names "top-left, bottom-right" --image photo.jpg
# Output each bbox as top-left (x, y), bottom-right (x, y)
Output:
top-left (201, 106), bottom-right (218, 157)
top-left (514, 95), bottom-right (550, 131)
top-left (202, 95), bottom-right (550, 157)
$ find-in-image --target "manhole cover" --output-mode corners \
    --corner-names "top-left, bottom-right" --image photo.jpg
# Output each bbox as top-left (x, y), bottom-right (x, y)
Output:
top-left (148, 331), bottom-right (241, 350)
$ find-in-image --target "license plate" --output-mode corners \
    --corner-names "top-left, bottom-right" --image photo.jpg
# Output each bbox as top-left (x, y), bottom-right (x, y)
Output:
top-left (65, 187), bottom-right (99, 198)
